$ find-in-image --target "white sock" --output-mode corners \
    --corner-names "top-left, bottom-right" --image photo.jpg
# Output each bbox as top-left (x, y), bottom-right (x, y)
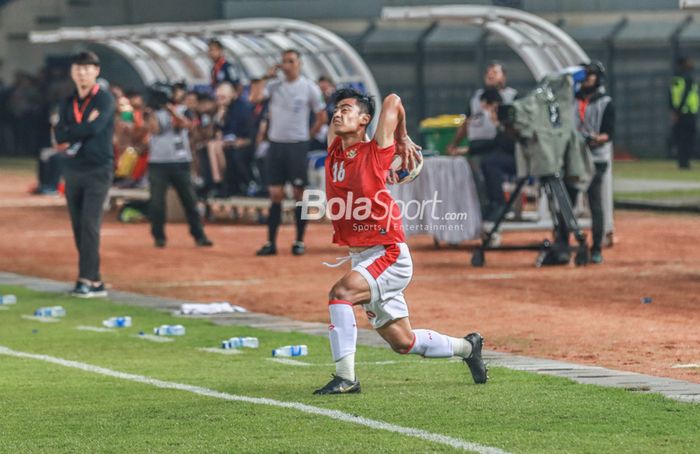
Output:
top-left (407, 329), bottom-right (454, 358)
top-left (449, 337), bottom-right (473, 358)
top-left (335, 353), bottom-right (355, 382)
top-left (328, 300), bottom-right (357, 381)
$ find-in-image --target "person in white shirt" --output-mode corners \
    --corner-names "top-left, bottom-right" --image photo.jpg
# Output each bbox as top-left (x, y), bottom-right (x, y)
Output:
top-left (249, 49), bottom-right (327, 256)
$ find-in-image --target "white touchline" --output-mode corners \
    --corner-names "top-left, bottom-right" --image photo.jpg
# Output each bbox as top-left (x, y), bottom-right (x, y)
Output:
top-left (198, 347), bottom-right (242, 355)
top-left (0, 345), bottom-right (509, 454)
top-left (267, 358), bottom-right (312, 366)
top-left (21, 315), bottom-right (60, 323)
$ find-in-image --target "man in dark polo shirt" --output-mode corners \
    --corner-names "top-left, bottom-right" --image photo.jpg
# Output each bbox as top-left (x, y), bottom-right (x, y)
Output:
top-left (54, 51), bottom-right (114, 298)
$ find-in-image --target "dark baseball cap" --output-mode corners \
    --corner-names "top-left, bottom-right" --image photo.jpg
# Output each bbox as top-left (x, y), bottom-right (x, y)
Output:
top-left (71, 51), bottom-right (100, 67)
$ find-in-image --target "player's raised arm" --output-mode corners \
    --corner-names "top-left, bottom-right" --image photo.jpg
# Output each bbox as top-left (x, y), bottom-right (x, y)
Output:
top-left (374, 94), bottom-right (420, 171)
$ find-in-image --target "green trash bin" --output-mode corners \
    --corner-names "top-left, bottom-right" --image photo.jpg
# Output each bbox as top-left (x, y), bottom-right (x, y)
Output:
top-left (419, 115), bottom-right (468, 155)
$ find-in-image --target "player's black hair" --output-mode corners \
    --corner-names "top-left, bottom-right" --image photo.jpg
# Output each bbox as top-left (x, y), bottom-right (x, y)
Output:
top-left (124, 89), bottom-right (143, 99)
top-left (318, 75), bottom-right (334, 85)
top-left (480, 87), bottom-right (502, 105)
top-left (208, 38), bottom-right (223, 49)
top-left (71, 51), bottom-right (100, 67)
top-left (333, 88), bottom-right (375, 120)
top-left (487, 60), bottom-right (505, 74)
top-left (282, 48), bottom-right (301, 58)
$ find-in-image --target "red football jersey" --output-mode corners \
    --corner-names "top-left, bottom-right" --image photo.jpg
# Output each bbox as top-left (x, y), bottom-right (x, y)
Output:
top-left (325, 137), bottom-right (405, 247)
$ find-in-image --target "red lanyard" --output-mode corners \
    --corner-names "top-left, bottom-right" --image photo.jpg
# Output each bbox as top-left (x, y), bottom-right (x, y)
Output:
top-left (577, 99), bottom-right (589, 123)
top-left (212, 58), bottom-right (226, 84)
top-left (73, 84), bottom-right (100, 124)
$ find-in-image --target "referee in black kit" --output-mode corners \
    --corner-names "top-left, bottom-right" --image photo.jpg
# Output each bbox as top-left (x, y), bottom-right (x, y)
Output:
top-left (54, 51), bottom-right (114, 298)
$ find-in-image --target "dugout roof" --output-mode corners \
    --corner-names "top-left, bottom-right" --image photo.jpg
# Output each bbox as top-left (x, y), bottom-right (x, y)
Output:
top-left (28, 18), bottom-right (379, 100)
top-left (381, 5), bottom-right (590, 81)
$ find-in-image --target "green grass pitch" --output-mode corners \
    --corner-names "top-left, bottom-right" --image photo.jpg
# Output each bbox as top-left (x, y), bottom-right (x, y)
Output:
top-left (1, 285), bottom-right (699, 453)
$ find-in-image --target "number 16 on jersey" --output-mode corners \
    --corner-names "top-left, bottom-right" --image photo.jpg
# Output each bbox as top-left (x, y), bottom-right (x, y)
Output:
top-left (332, 161), bottom-right (345, 183)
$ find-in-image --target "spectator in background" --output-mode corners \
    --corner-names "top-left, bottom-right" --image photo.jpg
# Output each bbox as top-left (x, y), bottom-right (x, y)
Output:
top-left (144, 83), bottom-right (213, 248)
top-left (250, 96), bottom-right (270, 196)
top-left (670, 57), bottom-right (698, 169)
top-left (318, 75), bottom-right (337, 122)
top-left (250, 49), bottom-right (327, 256)
top-left (54, 51), bottom-right (114, 298)
top-left (575, 61), bottom-right (615, 264)
top-left (191, 92), bottom-right (218, 194)
top-left (208, 38), bottom-right (240, 92)
top-left (310, 75), bottom-right (336, 151)
top-left (218, 83), bottom-right (255, 196)
top-left (206, 83), bottom-right (234, 197)
top-left (172, 81), bottom-right (188, 105)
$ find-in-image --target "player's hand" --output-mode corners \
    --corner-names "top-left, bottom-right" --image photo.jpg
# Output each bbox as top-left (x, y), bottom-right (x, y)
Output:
top-left (88, 109), bottom-right (99, 122)
top-left (395, 136), bottom-right (422, 171)
top-left (386, 169), bottom-right (399, 185)
top-left (264, 65), bottom-right (279, 79)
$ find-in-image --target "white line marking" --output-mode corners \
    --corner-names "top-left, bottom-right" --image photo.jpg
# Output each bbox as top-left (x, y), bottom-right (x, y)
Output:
top-left (134, 334), bottom-right (174, 343)
top-left (672, 363), bottom-right (700, 369)
top-left (0, 306), bottom-right (9, 311)
top-left (76, 326), bottom-right (116, 333)
top-left (268, 358), bottom-right (312, 366)
top-left (21, 315), bottom-right (60, 323)
top-left (198, 347), bottom-right (242, 355)
top-left (0, 345), bottom-right (509, 454)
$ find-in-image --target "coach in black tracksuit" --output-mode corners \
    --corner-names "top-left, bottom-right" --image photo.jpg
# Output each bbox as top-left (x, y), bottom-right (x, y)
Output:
top-left (54, 51), bottom-right (114, 298)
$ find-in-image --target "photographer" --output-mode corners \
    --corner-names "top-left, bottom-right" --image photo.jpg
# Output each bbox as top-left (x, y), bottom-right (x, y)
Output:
top-left (145, 83), bottom-right (213, 248)
top-left (447, 62), bottom-right (518, 221)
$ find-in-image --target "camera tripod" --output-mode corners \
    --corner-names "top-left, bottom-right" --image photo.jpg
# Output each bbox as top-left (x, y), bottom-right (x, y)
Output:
top-left (471, 174), bottom-right (590, 267)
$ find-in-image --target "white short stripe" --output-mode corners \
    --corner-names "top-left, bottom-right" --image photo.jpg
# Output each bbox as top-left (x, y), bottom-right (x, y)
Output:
top-left (0, 345), bottom-right (509, 454)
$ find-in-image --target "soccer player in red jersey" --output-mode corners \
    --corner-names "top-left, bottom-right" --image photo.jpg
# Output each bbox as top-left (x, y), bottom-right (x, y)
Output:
top-left (313, 89), bottom-right (488, 395)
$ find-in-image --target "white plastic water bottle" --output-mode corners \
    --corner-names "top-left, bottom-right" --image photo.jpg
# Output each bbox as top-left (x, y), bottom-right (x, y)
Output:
top-left (34, 306), bottom-right (66, 317)
top-left (154, 324), bottom-right (185, 336)
top-left (0, 294), bottom-right (17, 305)
top-left (221, 337), bottom-right (259, 349)
top-left (102, 316), bottom-right (132, 328)
top-left (272, 345), bottom-right (308, 357)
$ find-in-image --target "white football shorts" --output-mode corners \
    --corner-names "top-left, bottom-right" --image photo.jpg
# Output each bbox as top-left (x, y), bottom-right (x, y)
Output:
top-left (351, 242), bottom-right (413, 329)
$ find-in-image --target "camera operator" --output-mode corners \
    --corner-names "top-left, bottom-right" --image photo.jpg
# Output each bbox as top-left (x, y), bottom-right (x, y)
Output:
top-left (574, 62), bottom-right (615, 264)
top-left (145, 83), bottom-right (213, 248)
